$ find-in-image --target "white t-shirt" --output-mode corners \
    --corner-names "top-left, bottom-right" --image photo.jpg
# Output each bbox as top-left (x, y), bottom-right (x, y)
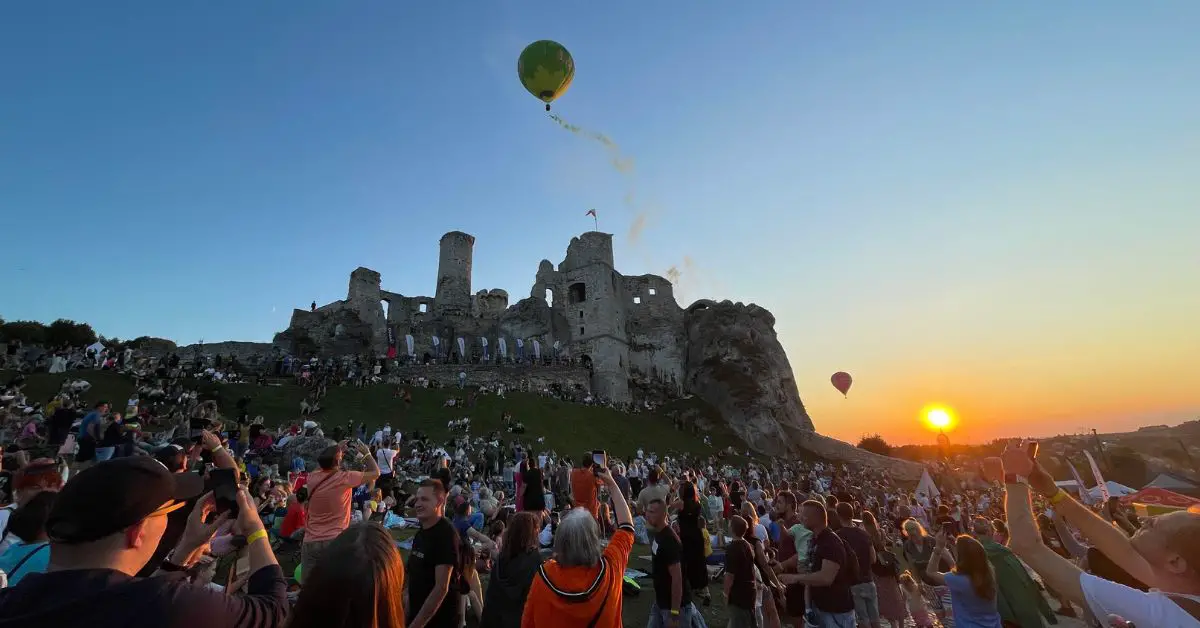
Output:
top-left (1080, 572), bottom-right (1200, 626)
top-left (376, 448), bottom-right (397, 474)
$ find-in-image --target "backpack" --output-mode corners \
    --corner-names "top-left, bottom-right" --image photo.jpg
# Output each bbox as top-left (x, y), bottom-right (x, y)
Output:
top-left (837, 535), bottom-right (862, 585)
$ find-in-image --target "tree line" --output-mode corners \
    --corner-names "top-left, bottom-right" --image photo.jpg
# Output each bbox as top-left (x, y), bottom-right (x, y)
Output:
top-left (0, 317), bottom-right (176, 353)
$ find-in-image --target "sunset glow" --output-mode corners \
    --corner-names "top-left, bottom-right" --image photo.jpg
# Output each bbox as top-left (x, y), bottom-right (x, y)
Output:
top-left (923, 406), bottom-right (955, 432)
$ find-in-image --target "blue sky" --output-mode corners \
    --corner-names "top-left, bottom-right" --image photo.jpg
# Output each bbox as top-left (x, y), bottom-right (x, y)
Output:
top-left (3, 2), bottom-right (1197, 440)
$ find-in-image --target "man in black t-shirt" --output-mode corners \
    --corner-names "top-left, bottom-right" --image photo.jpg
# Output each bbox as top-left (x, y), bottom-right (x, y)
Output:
top-left (834, 502), bottom-right (880, 628)
top-left (406, 480), bottom-right (460, 628)
top-left (645, 498), bottom-right (704, 626)
top-left (781, 500), bottom-right (856, 626)
top-left (723, 515), bottom-right (758, 628)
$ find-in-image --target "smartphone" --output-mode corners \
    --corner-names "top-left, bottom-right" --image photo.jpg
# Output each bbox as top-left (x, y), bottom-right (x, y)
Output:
top-left (591, 450), bottom-right (607, 469)
top-left (209, 468), bottom-right (240, 517)
top-left (1025, 441), bottom-right (1039, 460)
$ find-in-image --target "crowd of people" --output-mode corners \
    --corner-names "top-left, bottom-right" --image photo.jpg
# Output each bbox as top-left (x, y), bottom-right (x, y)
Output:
top-left (0, 341), bottom-right (1198, 627)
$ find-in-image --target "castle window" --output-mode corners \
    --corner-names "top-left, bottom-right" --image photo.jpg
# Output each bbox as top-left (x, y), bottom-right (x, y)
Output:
top-left (418, 303), bottom-right (427, 313)
top-left (578, 311), bottom-right (584, 319)
top-left (633, 296), bottom-right (641, 304)
top-left (545, 288), bottom-right (554, 307)
top-left (648, 288), bottom-right (657, 296)
top-left (579, 326), bottom-right (585, 336)
top-left (567, 282), bottom-right (587, 304)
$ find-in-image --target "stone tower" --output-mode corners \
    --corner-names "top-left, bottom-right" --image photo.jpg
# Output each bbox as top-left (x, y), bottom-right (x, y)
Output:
top-left (346, 267), bottom-right (386, 350)
top-left (435, 231), bottom-right (474, 317)
top-left (559, 232), bottom-right (631, 402)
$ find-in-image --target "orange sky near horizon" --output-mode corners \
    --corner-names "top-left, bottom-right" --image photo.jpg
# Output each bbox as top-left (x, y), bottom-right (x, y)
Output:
top-left (779, 257), bottom-right (1200, 446)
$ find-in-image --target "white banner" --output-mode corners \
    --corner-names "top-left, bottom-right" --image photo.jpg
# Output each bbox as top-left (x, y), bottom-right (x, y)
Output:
top-left (533, 340), bottom-right (541, 360)
top-left (1084, 451), bottom-right (1110, 503)
top-left (404, 334), bottom-right (415, 357)
top-left (516, 338), bottom-right (524, 348)
top-left (498, 337), bottom-right (507, 357)
top-left (1069, 461), bottom-right (1093, 505)
top-left (456, 337), bottom-right (465, 358)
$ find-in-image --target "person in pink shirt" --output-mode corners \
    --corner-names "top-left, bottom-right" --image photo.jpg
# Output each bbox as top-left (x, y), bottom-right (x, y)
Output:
top-left (298, 441), bottom-right (380, 584)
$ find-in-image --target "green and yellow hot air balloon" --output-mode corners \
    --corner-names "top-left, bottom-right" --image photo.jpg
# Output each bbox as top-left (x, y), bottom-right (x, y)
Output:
top-left (517, 40), bottom-right (575, 111)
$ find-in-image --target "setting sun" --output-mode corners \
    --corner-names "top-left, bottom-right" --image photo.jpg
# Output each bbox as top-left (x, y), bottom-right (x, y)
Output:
top-left (922, 405), bottom-right (956, 432)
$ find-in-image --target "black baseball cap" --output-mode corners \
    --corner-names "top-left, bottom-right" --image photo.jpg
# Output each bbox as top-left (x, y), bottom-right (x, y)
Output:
top-left (47, 456), bottom-right (205, 544)
top-left (154, 444), bottom-right (189, 473)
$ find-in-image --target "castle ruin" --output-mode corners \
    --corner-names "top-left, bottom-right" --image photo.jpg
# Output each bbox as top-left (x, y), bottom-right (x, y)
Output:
top-left (273, 230), bottom-right (820, 453)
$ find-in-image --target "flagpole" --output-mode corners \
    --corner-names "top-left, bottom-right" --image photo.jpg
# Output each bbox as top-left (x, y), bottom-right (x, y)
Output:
top-left (592, 214), bottom-right (598, 230)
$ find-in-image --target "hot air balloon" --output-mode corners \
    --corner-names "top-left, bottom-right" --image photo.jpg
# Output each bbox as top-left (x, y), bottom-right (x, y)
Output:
top-left (831, 371), bottom-right (852, 397)
top-left (517, 40), bottom-right (575, 111)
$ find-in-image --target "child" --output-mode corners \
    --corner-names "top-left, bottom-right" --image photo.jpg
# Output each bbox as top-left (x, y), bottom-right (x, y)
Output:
top-left (898, 571), bottom-right (934, 628)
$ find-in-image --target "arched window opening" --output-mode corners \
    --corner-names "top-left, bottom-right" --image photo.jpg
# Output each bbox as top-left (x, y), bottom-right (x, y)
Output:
top-left (567, 282), bottom-right (587, 304)
top-left (545, 288), bottom-right (554, 307)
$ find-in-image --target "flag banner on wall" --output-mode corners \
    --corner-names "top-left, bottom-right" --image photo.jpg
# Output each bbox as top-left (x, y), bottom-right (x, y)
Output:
top-left (404, 334), bottom-right (415, 357)
top-left (498, 337), bottom-right (507, 358)
top-left (533, 340), bottom-right (541, 360)
top-left (386, 326), bottom-right (397, 359)
top-left (480, 337), bottom-right (489, 361)
top-left (456, 337), bottom-right (466, 358)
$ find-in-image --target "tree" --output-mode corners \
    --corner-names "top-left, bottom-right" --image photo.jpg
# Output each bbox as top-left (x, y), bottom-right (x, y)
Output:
top-left (46, 319), bottom-right (97, 347)
top-left (857, 434), bottom-right (893, 457)
top-left (1104, 446), bottom-right (1149, 488)
top-left (0, 320), bottom-right (48, 344)
top-left (129, 336), bottom-right (177, 352)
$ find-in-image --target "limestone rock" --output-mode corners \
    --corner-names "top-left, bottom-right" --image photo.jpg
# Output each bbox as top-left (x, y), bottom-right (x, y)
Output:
top-left (682, 300), bottom-right (814, 456)
top-left (281, 435), bottom-right (336, 464)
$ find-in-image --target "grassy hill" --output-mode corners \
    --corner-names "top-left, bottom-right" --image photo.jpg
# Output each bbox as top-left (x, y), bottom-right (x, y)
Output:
top-left (7, 369), bottom-right (747, 460)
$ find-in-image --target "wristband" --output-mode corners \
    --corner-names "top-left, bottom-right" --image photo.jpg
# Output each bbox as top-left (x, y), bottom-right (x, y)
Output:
top-left (669, 609), bottom-right (680, 616)
top-left (212, 445), bottom-right (225, 455)
top-left (1049, 489), bottom-right (1069, 505)
top-left (246, 528), bottom-right (269, 545)
top-left (159, 559), bottom-right (188, 572)
top-left (1004, 473), bottom-right (1028, 486)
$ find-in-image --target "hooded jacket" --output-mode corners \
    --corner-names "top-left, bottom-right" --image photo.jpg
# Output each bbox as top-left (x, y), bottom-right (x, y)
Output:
top-left (481, 549), bottom-right (543, 628)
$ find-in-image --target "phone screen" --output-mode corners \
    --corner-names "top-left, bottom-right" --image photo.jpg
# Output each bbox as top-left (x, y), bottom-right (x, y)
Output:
top-left (209, 468), bottom-right (240, 517)
top-left (591, 451), bottom-right (607, 468)
top-left (1025, 442), bottom-right (1039, 460)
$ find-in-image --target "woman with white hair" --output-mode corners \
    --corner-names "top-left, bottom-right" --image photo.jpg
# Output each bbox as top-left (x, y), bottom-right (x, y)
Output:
top-left (522, 465), bottom-right (634, 627)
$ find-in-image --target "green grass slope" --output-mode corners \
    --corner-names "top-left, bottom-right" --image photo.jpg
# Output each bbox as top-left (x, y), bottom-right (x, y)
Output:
top-left (8, 370), bottom-right (747, 459)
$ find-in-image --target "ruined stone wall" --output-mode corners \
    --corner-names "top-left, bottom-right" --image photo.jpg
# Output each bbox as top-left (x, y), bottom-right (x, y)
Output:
top-left (557, 232), bottom-right (630, 402)
top-left (389, 364), bottom-right (591, 394)
top-left (347, 267), bottom-right (386, 351)
top-left (471, 289), bottom-right (510, 317)
top-left (435, 231), bottom-right (474, 317)
top-left (623, 275), bottom-right (686, 396)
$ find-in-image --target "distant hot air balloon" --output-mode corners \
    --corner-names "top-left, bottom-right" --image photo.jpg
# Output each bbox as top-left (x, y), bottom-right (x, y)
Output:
top-left (517, 40), bottom-right (575, 111)
top-left (831, 371), bottom-right (852, 397)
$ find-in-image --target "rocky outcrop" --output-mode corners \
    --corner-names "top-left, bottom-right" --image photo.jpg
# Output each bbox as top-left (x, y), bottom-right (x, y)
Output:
top-left (792, 431), bottom-right (925, 481)
top-left (682, 300), bottom-right (815, 455)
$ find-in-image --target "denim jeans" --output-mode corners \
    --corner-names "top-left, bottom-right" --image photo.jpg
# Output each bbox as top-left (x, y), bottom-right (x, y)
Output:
top-left (648, 602), bottom-right (708, 628)
top-left (850, 581), bottom-right (881, 624)
top-left (808, 609), bottom-right (856, 628)
top-left (94, 447), bottom-right (116, 461)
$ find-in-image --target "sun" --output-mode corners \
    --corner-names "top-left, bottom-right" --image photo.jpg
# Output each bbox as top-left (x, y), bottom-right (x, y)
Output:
top-left (921, 405), bottom-right (956, 432)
